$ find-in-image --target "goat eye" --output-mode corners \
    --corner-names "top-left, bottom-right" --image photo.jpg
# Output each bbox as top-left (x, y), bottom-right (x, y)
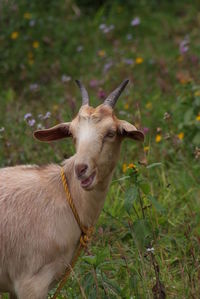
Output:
top-left (106, 131), bottom-right (116, 138)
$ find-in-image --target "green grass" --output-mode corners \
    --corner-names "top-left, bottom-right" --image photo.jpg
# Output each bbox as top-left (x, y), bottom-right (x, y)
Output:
top-left (0, 1), bottom-right (200, 298)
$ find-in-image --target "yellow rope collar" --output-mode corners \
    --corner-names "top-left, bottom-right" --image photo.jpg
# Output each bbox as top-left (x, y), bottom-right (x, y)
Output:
top-left (51, 168), bottom-right (94, 299)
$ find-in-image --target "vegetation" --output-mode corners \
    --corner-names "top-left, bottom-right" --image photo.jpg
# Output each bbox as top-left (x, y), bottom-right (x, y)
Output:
top-left (0, 1), bottom-right (200, 298)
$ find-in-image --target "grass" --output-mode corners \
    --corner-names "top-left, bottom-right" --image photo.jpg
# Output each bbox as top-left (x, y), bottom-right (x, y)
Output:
top-left (0, 1), bottom-right (200, 298)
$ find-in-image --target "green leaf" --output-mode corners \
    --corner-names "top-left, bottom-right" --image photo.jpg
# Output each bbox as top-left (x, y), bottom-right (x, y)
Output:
top-left (133, 219), bottom-right (152, 250)
top-left (147, 162), bottom-right (162, 169)
top-left (140, 182), bottom-right (150, 194)
top-left (148, 195), bottom-right (165, 214)
top-left (82, 255), bottom-right (97, 265)
top-left (124, 186), bottom-right (138, 214)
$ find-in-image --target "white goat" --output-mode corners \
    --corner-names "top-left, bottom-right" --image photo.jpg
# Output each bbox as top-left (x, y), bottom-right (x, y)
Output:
top-left (0, 80), bottom-right (144, 299)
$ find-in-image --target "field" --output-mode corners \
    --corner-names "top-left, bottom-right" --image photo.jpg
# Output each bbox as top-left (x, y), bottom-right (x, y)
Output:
top-left (0, 1), bottom-right (200, 298)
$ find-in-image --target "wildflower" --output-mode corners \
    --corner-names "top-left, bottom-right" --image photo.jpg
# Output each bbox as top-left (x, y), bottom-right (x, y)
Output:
top-left (145, 102), bottom-right (152, 110)
top-left (131, 17), bottom-right (140, 26)
top-left (143, 127), bottom-right (149, 135)
top-left (126, 34), bottom-right (132, 40)
top-left (155, 134), bottom-right (162, 143)
top-left (89, 79), bottom-right (99, 88)
top-left (196, 114), bottom-right (200, 121)
top-left (37, 123), bottom-right (43, 130)
top-left (144, 146), bottom-right (149, 152)
top-left (28, 119), bottom-right (36, 127)
top-left (43, 112), bottom-right (51, 120)
top-left (103, 61), bottom-right (113, 73)
top-left (177, 132), bottom-right (184, 140)
top-left (123, 58), bottom-right (134, 65)
top-left (11, 31), bottom-right (19, 40)
top-left (194, 147), bottom-right (200, 160)
top-left (97, 50), bottom-right (106, 57)
top-left (146, 247), bottom-right (154, 252)
top-left (24, 113), bottom-right (32, 120)
top-left (135, 57), bottom-right (143, 64)
top-left (77, 45), bottom-right (83, 52)
top-left (29, 20), bottom-right (36, 27)
top-left (32, 41), bottom-right (39, 49)
top-left (24, 12), bottom-right (31, 19)
top-left (122, 163), bottom-right (138, 173)
top-left (194, 90), bottom-right (200, 97)
top-left (98, 89), bottom-right (106, 99)
top-left (99, 24), bottom-right (114, 34)
top-left (163, 112), bottom-right (171, 120)
top-left (179, 37), bottom-right (189, 55)
top-left (29, 83), bottom-right (39, 91)
top-left (61, 75), bottom-right (71, 83)
top-left (0, 127), bottom-right (5, 133)
top-left (124, 103), bottom-right (129, 110)
top-left (128, 163), bottom-right (137, 170)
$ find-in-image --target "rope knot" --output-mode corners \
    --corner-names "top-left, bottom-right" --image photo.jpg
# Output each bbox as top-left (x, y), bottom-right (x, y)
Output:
top-left (80, 227), bottom-right (94, 248)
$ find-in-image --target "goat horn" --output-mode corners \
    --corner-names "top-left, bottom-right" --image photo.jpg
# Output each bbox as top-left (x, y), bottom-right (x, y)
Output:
top-left (75, 80), bottom-right (89, 106)
top-left (104, 79), bottom-right (129, 108)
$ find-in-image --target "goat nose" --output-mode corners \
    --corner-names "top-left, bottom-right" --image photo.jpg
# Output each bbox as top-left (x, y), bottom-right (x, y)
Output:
top-left (75, 164), bottom-right (88, 178)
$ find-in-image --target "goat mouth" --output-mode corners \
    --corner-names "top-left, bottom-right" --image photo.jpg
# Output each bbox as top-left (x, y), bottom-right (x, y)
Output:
top-left (80, 171), bottom-right (96, 189)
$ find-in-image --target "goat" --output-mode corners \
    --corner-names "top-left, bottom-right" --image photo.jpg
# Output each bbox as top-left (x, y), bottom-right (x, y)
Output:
top-left (0, 79), bottom-right (144, 299)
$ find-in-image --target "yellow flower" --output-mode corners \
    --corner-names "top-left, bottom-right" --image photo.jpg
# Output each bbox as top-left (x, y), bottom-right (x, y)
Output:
top-left (194, 91), bottom-right (200, 97)
top-left (144, 146), bottom-right (149, 152)
top-left (24, 12), bottom-right (31, 19)
top-left (145, 102), bottom-right (152, 110)
top-left (177, 132), bottom-right (184, 140)
top-left (122, 163), bottom-right (127, 173)
top-left (135, 57), bottom-right (143, 64)
top-left (32, 41), bottom-right (39, 49)
top-left (123, 163), bottom-right (138, 173)
top-left (124, 103), bottom-right (129, 110)
top-left (11, 31), bottom-right (19, 40)
top-left (196, 114), bottom-right (200, 121)
top-left (97, 50), bottom-right (106, 57)
top-left (155, 134), bottom-right (162, 143)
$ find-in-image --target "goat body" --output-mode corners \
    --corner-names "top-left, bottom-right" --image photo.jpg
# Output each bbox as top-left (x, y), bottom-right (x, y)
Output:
top-left (0, 80), bottom-right (144, 299)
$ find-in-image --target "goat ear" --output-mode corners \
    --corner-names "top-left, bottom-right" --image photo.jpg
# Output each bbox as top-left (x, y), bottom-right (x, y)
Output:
top-left (34, 123), bottom-right (71, 142)
top-left (118, 120), bottom-right (144, 142)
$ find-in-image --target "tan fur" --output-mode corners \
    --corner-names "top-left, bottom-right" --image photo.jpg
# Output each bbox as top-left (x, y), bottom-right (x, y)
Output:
top-left (0, 103), bottom-right (143, 299)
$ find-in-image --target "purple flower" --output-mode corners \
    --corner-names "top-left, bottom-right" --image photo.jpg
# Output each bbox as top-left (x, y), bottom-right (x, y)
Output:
top-left (131, 17), bottom-right (140, 26)
top-left (89, 79), bottom-right (99, 88)
top-left (24, 113), bottom-right (32, 120)
top-left (179, 37), bottom-right (189, 54)
top-left (99, 24), bottom-right (106, 30)
top-left (123, 58), bottom-right (134, 65)
top-left (29, 83), bottom-right (39, 91)
top-left (143, 127), bottom-right (149, 135)
top-left (99, 23), bottom-right (115, 34)
top-left (98, 89), bottom-right (106, 100)
top-left (28, 119), bottom-right (36, 127)
top-left (103, 61), bottom-right (113, 73)
top-left (43, 111), bottom-right (51, 119)
top-left (126, 34), bottom-right (132, 40)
